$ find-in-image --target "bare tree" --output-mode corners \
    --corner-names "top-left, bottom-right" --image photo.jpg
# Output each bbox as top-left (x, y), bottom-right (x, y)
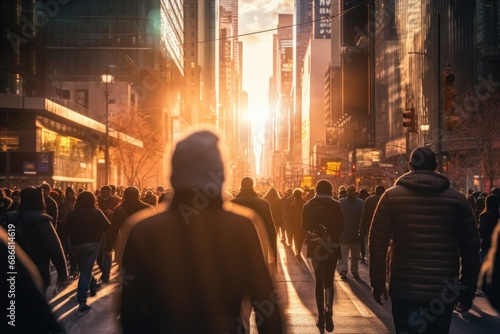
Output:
top-left (452, 85), bottom-right (500, 191)
top-left (109, 106), bottom-right (163, 189)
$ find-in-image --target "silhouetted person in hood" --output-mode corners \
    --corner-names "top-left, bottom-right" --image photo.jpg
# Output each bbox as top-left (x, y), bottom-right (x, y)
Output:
top-left (119, 129), bottom-right (283, 333)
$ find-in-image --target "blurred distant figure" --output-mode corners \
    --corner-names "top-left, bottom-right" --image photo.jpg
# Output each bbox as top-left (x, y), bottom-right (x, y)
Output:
top-left (142, 189), bottom-right (158, 206)
top-left (370, 147), bottom-right (480, 333)
top-left (3, 187), bottom-right (67, 294)
top-left (288, 188), bottom-right (306, 258)
top-left (120, 130), bottom-right (283, 333)
top-left (0, 188), bottom-right (12, 224)
top-left (96, 185), bottom-right (119, 283)
top-left (105, 186), bottom-right (154, 254)
top-left (0, 226), bottom-right (64, 333)
top-left (359, 185), bottom-right (385, 264)
top-left (40, 183), bottom-right (58, 228)
top-left (58, 187), bottom-right (78, 278)
top-left (479, 221), bottom-right (500, 311)
top-left (466, 189), bottom-right (476, 210)
top-left (479, 195), bottom-right (500, 263)
top-left (263, 187), bottom-right (283, 245)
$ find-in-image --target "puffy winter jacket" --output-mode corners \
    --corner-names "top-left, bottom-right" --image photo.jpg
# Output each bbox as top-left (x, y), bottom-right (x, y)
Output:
top-left (369, 170), bottom-right (480, 303)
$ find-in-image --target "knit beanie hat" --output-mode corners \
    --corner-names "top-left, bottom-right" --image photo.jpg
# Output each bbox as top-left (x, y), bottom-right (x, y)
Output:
top-left (170, 130), bottom-right (225, 193)
top-left (409, 147), bottom-right (437, 171)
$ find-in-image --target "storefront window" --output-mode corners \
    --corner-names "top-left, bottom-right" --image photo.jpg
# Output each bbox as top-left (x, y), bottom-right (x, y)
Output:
top-left (41, 129), bottom-right (93, 179)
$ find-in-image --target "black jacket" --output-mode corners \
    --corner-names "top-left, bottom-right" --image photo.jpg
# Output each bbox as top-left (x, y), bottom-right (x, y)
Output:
top-left (302, 194), bottom-right (345, 260)
top-left (359, 193), bottom-right (382, 237)
top-left (3, 210), bottom-right (67, 287)
top-left (369, 170), bottom-right (480, 303)
top-left (67, 207), bottom-right (110, 246)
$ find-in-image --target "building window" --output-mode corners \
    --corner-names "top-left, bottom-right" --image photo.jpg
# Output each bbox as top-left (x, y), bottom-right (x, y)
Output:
top-left (75, 89), bottom-right (88, 108)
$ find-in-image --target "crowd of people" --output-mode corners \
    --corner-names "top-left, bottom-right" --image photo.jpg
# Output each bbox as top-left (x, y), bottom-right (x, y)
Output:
top-left (1, 130), bottom-right (499, 334)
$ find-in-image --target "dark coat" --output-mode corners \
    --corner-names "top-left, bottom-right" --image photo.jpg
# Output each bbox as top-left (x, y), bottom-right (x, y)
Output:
top-left (479, 210), bottom-right (499, 254)
top-left (0, 226), bottom-right (64, 333)
top-left (120, 195), bottom-right (283, 333)
top-left (359, 193), bottom-right (382, 237)
top-left (67, 207), bottom-right (110, 246)
top-left (105, 199), bottom-right (153, 252)
top-left (231, 189), bottom-right (277, 255)
top-left (302, 194), bottom-right (345, 260)
top-left (97, 195), bottom-right (120, 220)
top-left (288, 197), bottom-right (306, 233)
top-left (339, 196), bottom-right (364, 243)
top-left (3, 210), bottom-right (67, 287)
top-left (369, 170), bottom-right (480, 303)
top-left (44, 195), bottom-right (58, 228)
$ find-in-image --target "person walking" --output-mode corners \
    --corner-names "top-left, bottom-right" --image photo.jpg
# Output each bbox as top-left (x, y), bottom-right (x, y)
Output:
top-left (40, 183), bottom-right (58, 228)
top-left (67, 191), bottom-right (110, 312)
top-left (479, 220), bottom-right (500, 311)
top-left (288, 188), bottom-right (306, 258)
top-left (479, 195), bottom-right (500, 263)
top-left (119, 130), bottom-right (283, 333)
top-left (302, 179), bottom-right (344, 332)
top-left (96, 185), bottom-right (119, 283)
top-left (337, 184), bottom-right (364, 279)
top-left (263, 187), bottom-right (283, 245)
top-left (369, 147), bottom-right (480, 333)
top-left (58, 186), bottom-right (78, 278)
top-left (231, 176), bottom-right (278, 270)
top-left (104, 186), bottom-right (154, 254)
top-left (2, 187), bottom-right (68, 295)
top-left (359, 185), bottom-right (385, 264)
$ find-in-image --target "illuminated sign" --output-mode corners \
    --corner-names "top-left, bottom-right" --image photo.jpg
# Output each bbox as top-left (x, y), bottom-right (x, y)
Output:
top-left (301, 175), bottom-right (313, 188)
top-left (325, 161), bottom-right (341, 175)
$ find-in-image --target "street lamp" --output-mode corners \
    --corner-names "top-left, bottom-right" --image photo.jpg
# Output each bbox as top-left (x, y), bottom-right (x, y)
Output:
top-left (100, 72), bottom-right (114, 186)
top-left (420, 123), bottom-right (430, 145)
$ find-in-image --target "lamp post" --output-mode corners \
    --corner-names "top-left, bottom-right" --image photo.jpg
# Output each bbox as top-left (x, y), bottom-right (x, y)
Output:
top-left (420, 123), bottom-right (430, 145)
top-left (100, 72), bottom-right (114, 186)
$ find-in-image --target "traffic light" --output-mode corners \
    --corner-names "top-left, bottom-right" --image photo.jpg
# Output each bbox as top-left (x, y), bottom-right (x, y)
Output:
top-left (442, 67), bottom-right (462, 130)
top-left (403, 107), bottom-right (417, 132)
top-left (351, 164), bottom-right (356, 172)
top-left (442, 68), bottom-right (456, 115)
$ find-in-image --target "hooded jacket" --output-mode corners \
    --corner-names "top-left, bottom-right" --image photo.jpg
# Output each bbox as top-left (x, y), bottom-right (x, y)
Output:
top-left (369, 170), bottom-right (480, 303)
top-left (120, 194), bottom-right (283, 333)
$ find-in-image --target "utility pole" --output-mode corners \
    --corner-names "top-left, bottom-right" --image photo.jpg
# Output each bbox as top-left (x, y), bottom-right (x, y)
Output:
top-left (437, 14), bottom-right (443, 173)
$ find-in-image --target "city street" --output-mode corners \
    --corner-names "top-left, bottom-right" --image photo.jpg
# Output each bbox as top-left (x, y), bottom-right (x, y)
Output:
top-left (48, 240), bottom-right (500, 333)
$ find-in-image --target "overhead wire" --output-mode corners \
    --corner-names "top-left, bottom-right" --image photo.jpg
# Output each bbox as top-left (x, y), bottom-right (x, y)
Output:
top-left (30, 0), bottom-right (371, 45)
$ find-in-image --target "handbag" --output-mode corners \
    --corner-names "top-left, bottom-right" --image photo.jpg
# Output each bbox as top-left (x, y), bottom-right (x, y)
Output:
top-left (304, 224), bottom-right (328, 247)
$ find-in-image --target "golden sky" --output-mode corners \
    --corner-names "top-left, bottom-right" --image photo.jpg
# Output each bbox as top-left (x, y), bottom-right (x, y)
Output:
top-left (239, 0), bottom-right (293, 124)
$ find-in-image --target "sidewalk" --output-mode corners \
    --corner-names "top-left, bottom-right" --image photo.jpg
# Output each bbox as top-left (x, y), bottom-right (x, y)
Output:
top-left (249, 240), bottom-right (393, 333)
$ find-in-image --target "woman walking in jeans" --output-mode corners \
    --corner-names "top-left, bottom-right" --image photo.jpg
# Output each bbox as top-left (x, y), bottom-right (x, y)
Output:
top-left (67, 191), bottom-right (110, 312)
top-left (302, 180), bottom-right (345, 332)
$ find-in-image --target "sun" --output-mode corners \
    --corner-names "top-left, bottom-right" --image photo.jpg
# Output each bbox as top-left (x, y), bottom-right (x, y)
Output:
top-left (246, 106), bottom-right (269, 127)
